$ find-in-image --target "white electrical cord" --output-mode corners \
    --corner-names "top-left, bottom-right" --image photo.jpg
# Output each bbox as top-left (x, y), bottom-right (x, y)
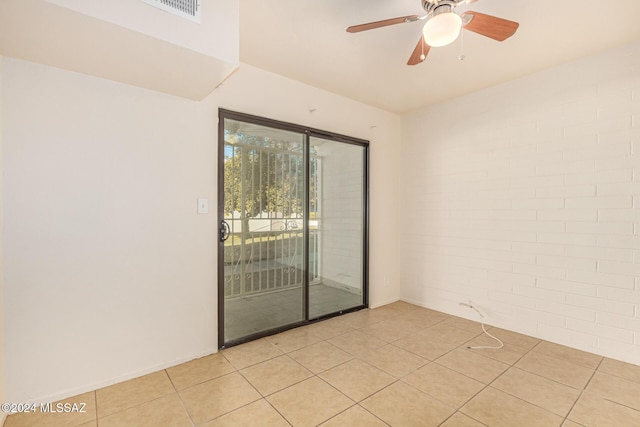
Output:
top-left (459, 303), bottom-right (504, 350)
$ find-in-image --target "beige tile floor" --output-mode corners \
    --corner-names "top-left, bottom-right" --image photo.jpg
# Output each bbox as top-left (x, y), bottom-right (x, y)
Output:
top-left (5, 301), bottom-right (640, 427)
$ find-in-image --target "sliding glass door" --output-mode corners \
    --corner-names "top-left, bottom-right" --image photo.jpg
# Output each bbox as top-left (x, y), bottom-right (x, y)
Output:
top-left (308, 137), bottom-right (366, 318)
top-left (218, 110), bottom-right (368, 347)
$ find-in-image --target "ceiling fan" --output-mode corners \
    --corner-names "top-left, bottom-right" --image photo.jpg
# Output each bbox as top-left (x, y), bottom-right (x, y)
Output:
top-left (346, 0), bottom-right (519, 65)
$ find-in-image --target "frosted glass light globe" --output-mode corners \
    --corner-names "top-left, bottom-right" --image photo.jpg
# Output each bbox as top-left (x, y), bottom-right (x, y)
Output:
top-left (423, 12), bottom-right (462, 47)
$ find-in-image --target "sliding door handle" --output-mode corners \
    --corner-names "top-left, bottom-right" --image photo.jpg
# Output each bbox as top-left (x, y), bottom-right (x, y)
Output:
top-left (220, 220), bottom-right (231, 242)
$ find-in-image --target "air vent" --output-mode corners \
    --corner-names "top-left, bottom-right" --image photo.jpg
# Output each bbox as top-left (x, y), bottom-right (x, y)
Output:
top-left (141, 0), bottom-right (201, 23)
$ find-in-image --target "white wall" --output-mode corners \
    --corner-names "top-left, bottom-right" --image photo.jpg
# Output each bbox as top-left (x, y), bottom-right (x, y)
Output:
top-left (2, 57), bottom-right (219, 404)
top-left (0, 55), bottom-right (6, 427)
top-left (1, 59), bottom-right (400, 403)
top-left (0, 0), bottom-right (238, 102)
top-left (401, 40), bottom-right (640, 365)
top-left (44, 0), bottom-right (239, 63)
top-left (213, 64), bottom-right (402, 309)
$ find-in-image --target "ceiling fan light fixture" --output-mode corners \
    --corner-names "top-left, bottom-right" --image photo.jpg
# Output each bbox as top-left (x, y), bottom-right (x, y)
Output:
top-left (423, 10), bottom-right (462, 47)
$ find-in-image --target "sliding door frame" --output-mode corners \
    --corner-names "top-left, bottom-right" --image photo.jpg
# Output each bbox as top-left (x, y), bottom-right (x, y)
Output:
top-left (217, 109), bottom-right (369, 349)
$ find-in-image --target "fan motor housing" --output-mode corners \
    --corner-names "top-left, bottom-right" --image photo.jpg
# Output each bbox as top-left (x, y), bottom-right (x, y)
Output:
top-left (421, 0), bottom-right (463, 14)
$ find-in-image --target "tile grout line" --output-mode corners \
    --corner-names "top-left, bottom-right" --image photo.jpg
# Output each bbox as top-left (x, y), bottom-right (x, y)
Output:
top-left (164, 368), bottom-right (198, 427)
top-left (263, 399), bottom-right (293, 427)
top-left (319, 402), bottom-right (390, 427)
top-left (530, 341), bottom-right (605, 370)
top-left (582, 355), bottom-right (605, 390)
top-left (595, 370), bottom-right (640, 385)
top-left (255, 355), bottom-right (354, 425)
top-left (93, 391), bottom-right (99, 427)
top-left (95, 392), bottom-right (180, 424)
top-left (399, 360), bottom-right (485, 416)
top-left (491, 337), bottom-right (586, 421)
top-left (563, 390), bottom-right (587, 426)
top-left (432, 329), bottom-right (577, 422)
top-left (598, 398), bottom-right (640, 414)
top-left (437, 410), bottom-right (488, 427)
top-left (319, 358), bottom-right (392, 403)
top-left (279, 322), bottom-right (365, 425)
top-left (559, 356), bottom-right (607, 425)
top-left (93, 370), bottom-right (178, 421)
top-left (168, 352), bottom-right (265, 426)
top-left (309, 308), bottom-right (424, 423)
top-left (198, 366), bottom-right (264, 426)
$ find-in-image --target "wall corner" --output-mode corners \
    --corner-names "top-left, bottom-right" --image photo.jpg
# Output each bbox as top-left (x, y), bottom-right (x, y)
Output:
top-left (0, 54), bottom-right (7, 426)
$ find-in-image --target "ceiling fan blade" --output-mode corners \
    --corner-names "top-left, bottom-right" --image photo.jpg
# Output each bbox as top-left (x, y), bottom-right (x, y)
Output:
top-left (462, 11), bottom-right (519, 41)
top-left (347, 15), bottom-right (420, 33)
top-left (407, 36), bottom-right (431, 66)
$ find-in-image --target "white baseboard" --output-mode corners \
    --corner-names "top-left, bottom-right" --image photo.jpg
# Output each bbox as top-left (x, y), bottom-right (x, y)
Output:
top-left (369, 297), bottom-right (401, 309)
top-left (23, 347), bottom-right (217, 405)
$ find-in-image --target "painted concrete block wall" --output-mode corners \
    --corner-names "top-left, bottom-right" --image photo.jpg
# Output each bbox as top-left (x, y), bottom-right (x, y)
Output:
top-left (400, 40), bottom-right (640, 365)
top-left (1, 59), bottom-right (400, 403)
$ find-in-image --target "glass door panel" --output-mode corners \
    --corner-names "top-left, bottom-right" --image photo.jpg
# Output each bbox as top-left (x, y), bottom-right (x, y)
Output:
top-left (222, 118), bottom-right (306, 343)
top-left (308, 136), bottom-right (366, 318)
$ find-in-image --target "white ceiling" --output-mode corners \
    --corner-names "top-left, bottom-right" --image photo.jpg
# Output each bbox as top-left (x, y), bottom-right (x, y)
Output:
top-left (240, 0), bottom-right (640, 113)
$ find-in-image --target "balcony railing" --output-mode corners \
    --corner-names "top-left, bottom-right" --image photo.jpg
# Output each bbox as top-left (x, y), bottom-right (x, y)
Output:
top-left (223, 224), bottom-right (319, 299)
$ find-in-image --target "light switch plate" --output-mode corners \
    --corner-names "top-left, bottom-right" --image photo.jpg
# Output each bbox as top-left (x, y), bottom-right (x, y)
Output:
top-left (197, 198), bottom-right (209, 214)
